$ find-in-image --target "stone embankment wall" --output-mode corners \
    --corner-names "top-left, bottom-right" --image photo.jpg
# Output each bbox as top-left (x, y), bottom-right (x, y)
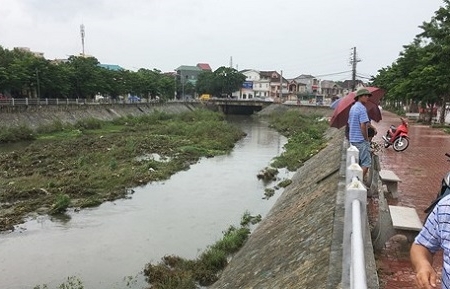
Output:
top-left (0, 102), bottom-right (333, 130)
top-left (0, 102), bottom-right (201, 130)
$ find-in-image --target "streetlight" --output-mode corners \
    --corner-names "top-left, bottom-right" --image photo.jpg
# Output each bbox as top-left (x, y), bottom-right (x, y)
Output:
top-left (181, 70), bottom-right (185, 99)
top-left (35, 68), bottom-right (41, 99)
top-left (173, 74), bottom-right (177, 100)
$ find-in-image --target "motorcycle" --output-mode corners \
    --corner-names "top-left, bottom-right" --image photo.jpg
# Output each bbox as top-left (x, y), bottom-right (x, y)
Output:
top-left (424, 153), bottom-right (450, 222)
top-left (382, 117), bottom-right (410, 152)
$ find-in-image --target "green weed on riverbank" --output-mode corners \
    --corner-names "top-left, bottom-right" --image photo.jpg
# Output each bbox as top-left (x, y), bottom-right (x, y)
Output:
top-left (264, 110), bottom-right (329, 171)
top-left (0, 110), bottom-right (245, 231)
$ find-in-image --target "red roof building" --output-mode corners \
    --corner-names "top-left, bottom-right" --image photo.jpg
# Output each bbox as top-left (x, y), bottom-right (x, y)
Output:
top-left (197, 63), bottom-right (212, 71)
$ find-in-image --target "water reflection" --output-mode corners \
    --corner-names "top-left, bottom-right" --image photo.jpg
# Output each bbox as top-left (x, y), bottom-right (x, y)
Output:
top-left (0, 116), bottom-right (289, 289)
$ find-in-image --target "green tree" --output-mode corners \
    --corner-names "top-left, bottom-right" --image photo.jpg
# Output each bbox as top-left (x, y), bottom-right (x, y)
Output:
top-left (196, 71), bottom-right (215, 95)
top-left (212, 66), bottom-right (246, 98)
top-left (373, 0), bottom-right (450, 123)
top-left (157, 73), bottom-right (176, 101)
top-left (66, 56), bottom-right (103, 99)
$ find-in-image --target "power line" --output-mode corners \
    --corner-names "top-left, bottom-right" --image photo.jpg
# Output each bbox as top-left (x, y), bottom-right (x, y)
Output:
top-left (314, 70), bottom-right (353, 78)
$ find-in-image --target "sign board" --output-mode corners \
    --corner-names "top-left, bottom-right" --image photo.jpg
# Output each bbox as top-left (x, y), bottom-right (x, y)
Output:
top-left (242, 81), bottom-right (253, 89)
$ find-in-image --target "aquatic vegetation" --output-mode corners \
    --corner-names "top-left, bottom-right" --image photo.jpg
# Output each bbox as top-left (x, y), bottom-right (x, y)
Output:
top-left (265, 110), bottom-right (328, 171)
top-left (143, 212), bottom-right (260, 289)
top-left (0, 109), bottom-right (245, 231)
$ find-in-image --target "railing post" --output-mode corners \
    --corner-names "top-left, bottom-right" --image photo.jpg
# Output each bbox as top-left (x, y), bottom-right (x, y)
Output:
top-left (346, 156), bottom-right (363, 185)
top-left (342, 177), bottom-right (367, 288)
top-left (347, 145), bottom-right (359, 167)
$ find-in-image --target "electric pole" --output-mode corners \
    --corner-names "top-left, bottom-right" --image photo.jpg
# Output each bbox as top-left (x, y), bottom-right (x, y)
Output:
top-left (350, 47), bottom-right (361, 91)
top-left (279, 70), bottom-right (283, 100)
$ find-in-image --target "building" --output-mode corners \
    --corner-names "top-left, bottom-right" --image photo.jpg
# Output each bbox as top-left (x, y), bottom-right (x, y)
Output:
top-left (98, 64), bottom-right (123, 71)
top-left (15, 47), bottom-right (44, 58)
top-left (175, 63), bottom-right (212, 99)
top-left (234, 69), bottom-right (269, 99)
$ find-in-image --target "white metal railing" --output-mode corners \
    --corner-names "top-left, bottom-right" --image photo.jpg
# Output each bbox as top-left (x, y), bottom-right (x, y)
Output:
top-left (0, 98), bottom-right (162, 107)
top-left (351, 199), bottom-right (367, 289)
top-left (342, 145), bottom-right (368, 289)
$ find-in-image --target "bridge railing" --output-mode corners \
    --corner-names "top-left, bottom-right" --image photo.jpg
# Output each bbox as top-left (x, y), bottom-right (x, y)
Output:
top-left (342, 145), bottom-right (368, 289)
top-left (0, 98), bottom-right (161, 106)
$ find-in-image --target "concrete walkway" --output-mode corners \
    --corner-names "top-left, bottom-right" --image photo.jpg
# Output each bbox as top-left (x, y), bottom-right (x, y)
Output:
top-left (372, 110), bottom-right (450, 288)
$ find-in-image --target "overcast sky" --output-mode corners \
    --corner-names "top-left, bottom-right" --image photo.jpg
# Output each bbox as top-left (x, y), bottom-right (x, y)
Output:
top-left (0, 0), bottom-right (444, 81)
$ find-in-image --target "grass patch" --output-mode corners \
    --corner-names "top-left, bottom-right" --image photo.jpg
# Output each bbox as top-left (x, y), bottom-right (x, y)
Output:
top-left (277, 179), bottom-right (292, 188)
top-left (143, 212), bottom-right (260, 289)
top-left (264, 110), bottom-right (328, 171)
top-left (0, 125), bottom-right (35, 143)
top-left (49, 194), bottom-right (71, 215)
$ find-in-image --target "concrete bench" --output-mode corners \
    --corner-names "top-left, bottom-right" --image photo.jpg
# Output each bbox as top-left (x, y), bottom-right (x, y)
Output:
top-left (379, 169), bottom-right (401, 198)
top-left (388, 205), bottom-right (422, 242)
top-left (405, 112), bottom-right (420, 120)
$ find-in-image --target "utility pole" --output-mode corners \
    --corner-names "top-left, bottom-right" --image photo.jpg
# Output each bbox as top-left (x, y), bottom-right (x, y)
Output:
top-left (279, 70), bottom-right (283, 100)
top-left (350, 47), bottom-right (361, 91)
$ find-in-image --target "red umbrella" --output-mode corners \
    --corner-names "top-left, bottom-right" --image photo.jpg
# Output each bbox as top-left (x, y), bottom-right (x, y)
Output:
top-left (329, 87), bottom-right (385, 129)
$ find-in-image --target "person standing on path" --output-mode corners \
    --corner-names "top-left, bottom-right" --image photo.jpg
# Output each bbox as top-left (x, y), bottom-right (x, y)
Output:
top-left (347, 88), bottom-right (375, 182)
top-left (411, 195), bottom-right (450, 289)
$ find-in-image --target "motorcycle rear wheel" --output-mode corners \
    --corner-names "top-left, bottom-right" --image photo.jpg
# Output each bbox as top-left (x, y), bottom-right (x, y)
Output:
top-left (393, 137), bottom-right (409, 152)
top-left (382, 135), bottom-right (391, 148)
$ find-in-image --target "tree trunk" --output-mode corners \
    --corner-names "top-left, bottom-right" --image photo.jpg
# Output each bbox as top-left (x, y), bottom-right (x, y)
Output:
top-left (439, 100), bottom-right (446, 124)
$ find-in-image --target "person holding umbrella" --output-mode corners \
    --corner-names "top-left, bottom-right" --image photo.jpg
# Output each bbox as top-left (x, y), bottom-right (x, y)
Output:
top-left (347, 88), bottom-right (377, 182)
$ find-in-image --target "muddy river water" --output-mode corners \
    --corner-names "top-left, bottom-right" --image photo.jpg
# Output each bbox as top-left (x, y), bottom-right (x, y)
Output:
top-left (0, 116), bottom-right (290, 289)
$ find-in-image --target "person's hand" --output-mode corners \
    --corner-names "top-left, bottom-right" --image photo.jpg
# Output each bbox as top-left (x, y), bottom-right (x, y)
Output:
top-left (415, 264), bottom-right (437, 288)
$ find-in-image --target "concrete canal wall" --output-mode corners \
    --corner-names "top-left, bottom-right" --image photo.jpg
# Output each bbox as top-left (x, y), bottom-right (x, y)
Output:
top-left (0, 102), bottom-right (333, 130)
top-left (0, 102), bottom-right (202, 130)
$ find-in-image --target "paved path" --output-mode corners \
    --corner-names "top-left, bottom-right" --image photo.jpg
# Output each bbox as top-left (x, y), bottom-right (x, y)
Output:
top-left (373, 110), bottom-right (450, 288)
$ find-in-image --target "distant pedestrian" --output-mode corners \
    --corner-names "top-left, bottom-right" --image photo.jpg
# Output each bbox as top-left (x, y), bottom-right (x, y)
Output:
top-left (347, 88), bottom-right (375, 182)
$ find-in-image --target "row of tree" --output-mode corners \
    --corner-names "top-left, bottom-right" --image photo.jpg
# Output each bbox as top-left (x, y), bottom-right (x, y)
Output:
top-left (372, 0), bottom-right (450, 123)
top-left (0, 46), bottom-right (246, 101)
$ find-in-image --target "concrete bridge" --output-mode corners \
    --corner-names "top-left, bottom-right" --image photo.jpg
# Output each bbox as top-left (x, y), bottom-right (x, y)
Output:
top-left (203, 98), bottom-right (273, 114)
